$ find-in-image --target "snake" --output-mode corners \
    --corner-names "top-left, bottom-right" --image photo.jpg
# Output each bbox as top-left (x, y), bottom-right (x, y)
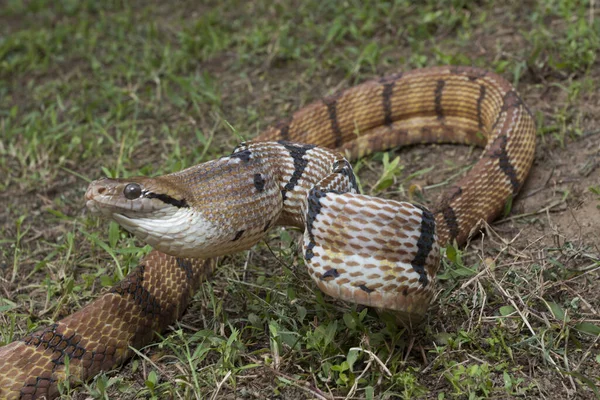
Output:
top-left (0, 66), bottom-right (536, 399)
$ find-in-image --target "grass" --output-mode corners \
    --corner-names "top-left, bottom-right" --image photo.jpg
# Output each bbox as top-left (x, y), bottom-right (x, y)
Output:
top-left (1, 0), bottom-right (600, 398)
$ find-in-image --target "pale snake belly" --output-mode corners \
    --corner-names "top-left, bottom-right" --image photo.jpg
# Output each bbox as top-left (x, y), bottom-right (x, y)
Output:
top-left (0, 66), bottom-right (536, 399)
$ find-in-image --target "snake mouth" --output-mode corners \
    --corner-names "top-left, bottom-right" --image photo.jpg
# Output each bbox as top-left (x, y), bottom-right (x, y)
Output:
top-left (113, 212), bottom-right (131, 221)
top-left (86, 198), bottom-right (131, 218)
top-left (111, 212), bottom-right (139, 232)
top-left (85, 199), bottom-right (101, 215)
top-left (85, 198), bottom-right (126, 218)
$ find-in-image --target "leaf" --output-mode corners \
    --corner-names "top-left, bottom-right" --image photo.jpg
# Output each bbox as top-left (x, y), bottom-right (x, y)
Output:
top-left (100, 274), bottom-right (114, 287)
top-left (108, 221), bottom-right (120, 248)
top-left (268, 321), bottom-right (279, 338)
top-left (499, 305), bottom-right (516, 316)
top-left (563, 370), bottom-right (599, 397)
top-left (433, 332), bottom-right (453, 345)
top-left (452, 265), bottom-right (477, 277)
top-left (331, 361), bottom-right (349, 372)
top-left (101, 166), bottom-right (115, 179)
top-left (226, 327), bottom-right (239, 348)
top-left (238, 363), bottom-right (260, 371)
top-left (446, 245), bottom-right (458, 263)
top-left (0, 298), bottom-right (17, 314)
top-left (287, 286), bottom-right (296, 301)
top-left (346, 349), bottom-right (359, 370)
top-left (374, 177), bottom-right (394, 191)
top-left (373, 153), bottom-right (403, 192)
top-left (295, 305), bottom-right (306, 323)
top-left (503, 371), bottom-right (512, 390)
top-left (343, 313), bottom-right (357, 330)
top-left (325, 16), bottom-right (345, 44)
top-left (544, 300), bottom-right (569, 322)
top-left (574, 322), bottom-right (600, 336)
top-left (145, 370), bottom-right (158, 389)
top-left (279, 229), bottom-right (292, 247)
top-left (277, 376), bottom-right (292, 385)
top-left (403, 166), bottom-right (434, 181)
top-left (325, 320), bottom-right (338, 345)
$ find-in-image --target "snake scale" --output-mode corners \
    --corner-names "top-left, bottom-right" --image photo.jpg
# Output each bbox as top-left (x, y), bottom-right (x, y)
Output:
top-left (0, 66), bottom-right (536, 399)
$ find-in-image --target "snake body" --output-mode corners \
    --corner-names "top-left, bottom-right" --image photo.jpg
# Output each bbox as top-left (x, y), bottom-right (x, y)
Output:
top-left (0, 66), bottom-right (536, 399)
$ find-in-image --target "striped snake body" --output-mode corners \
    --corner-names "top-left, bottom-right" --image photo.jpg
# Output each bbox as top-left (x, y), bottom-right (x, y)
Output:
top-left (0, 66), bottom-right (536, 399)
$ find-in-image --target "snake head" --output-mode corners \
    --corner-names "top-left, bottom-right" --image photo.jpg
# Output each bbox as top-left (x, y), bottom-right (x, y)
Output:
top-left (85, 177), bottom-right (188, 218)
top-left (84, 176), bottom-right (215, 257)
top-left (84, 166), bottom-right (268, 259)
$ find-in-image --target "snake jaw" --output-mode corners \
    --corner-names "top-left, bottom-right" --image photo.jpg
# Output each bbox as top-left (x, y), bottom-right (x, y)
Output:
top-left (85, 178), bottom-right (239, 259)
top-left (85, 177), bottom-right (195, 254)
top-left (85, 178), bottom-right (180, 215)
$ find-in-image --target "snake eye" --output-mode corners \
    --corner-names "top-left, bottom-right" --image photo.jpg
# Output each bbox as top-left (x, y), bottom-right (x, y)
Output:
top-left (123, 183), bottom-right (142, 200)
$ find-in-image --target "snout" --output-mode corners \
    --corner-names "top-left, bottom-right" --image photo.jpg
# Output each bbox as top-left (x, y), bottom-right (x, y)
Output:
top-left (85, 179), bottom-right (111, 201)
top-left (85, 178), bottom-right (121, 216)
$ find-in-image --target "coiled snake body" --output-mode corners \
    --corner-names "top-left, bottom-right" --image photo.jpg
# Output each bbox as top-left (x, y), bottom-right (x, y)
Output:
top-left (0, 66), bottom-right (536, 399)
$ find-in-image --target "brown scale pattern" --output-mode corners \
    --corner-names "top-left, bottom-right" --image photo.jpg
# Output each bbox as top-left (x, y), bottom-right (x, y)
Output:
top-left (0, 66), bottom-right (535, 399)
top-left (304, 191), bottom-right (439, 318)
top-left (259, 66), bottom-right (535, 246)
top-left (0, 253), bottom-right (213, 399)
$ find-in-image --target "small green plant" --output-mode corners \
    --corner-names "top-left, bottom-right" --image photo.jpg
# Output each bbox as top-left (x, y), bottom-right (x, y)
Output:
top-left (444, 362), bottom-right (494, 398)
top-left (372, 152), bottom-right (404, 194)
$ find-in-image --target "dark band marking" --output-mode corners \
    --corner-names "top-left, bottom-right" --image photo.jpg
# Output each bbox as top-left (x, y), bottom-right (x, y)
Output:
top-left (491, 90), bottom-right (532, 132)
top-left (176, 258), bottom-right (194, 281)
top-left (382, 81), bottom-right (395, 126)
top-left (477, 85), bottom-right (486, 130)
top-left (145, 192), bottom-right (188, 208)
top-left (441, 206), bottom-right (460, 242)
top-left (435, 186), bottom-right (462, 241)
top-left (411, 205), bottom-right (436, 286)
top-left (263, 220), bottom-right (271, 232)
top-left (274, 117), bottom-right (292, 141)
top-left (230, 148), bottom-right (252, 163)
top-left (322, 93), bottom-right (344, 147)
top-left (434, 80), bottom-right (445, 120)
top-left (111, 264), bottom-right (162, 317)
top-left (321, 268), bottom-right (340, 280)
top-left (487, 134), bottom-right (520, 193)
top-left (232, 229), bottom-right (245, 241)
top-left (20, 376), bottom-right (58, 398)
top-left (359, 284), bottom-right (374, 294)
top-left (21, 324), bottom-right (87, 367)
top-left (18, 263), bottom-right (169, 395)
top-left (278, 141), bottom-right (316, 201)
top-left (333, 159), bottom-right (359, 192)
top-left (305, 187), bottom-right (343, 261)
top-left (253, 173), bottom-right (265, 192)
top-left (503, 90), bottom-right (533, 118)
top-left (379, 72), bottom-right (403, 84)
top-left (304, 188), bottom-right (324, 261)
